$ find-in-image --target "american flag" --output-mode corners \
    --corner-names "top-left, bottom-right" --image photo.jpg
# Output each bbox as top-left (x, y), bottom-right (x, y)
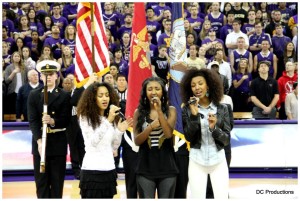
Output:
top-left (74, 2), bottom-right (110, 87)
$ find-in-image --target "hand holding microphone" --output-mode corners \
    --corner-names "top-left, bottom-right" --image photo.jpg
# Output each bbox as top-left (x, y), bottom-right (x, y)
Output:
top-left (108, 105), bottom-right (121, 123)
top-left (151, 97), bottom-right (161, 111)
top-left (188, 97), bottom-right (199, 116)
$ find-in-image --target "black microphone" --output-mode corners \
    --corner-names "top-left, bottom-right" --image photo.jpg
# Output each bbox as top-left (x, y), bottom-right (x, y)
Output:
top-left (110, 105), bottom-right (126, 120)
top-left (187, 99), bottom-right (197, 105)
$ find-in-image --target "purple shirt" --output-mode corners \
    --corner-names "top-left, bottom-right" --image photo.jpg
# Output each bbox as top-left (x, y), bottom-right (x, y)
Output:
top-left (271, 36), bottom-right (291, 58)
top-left (103, 13), bottom-right (119, 39)
top-left (219, 24), bottom-right (233, 43)
top-left (249, 32), bottom-right (272, 56)
top-left (61, 38), bottom-right (76, 57)
top-left (241, 23), bottom-right (255, 35)
top-left (146, 20), bottom-right (161, 45)
top-left (257, 51), bottom-right (275, 76)
top-left (44, 37), bottom-right (62, 60)
top-left (62, 3), bottom-right (78, 23)
top-left (157, 33), bottom-right (171, 48)
top-left (3, 37), bottom-right (16, 54)
top-left (232, 73), bottom-right (252, 93)
top-left (187, 17), bottom-right (204, 34)
top-left (117, 26), bottom-right (132, 41)
top-left (2, 19), bottom-right (15, 37)
top-left (207, 13), bottom-right (225, 36)
top-left (51, 16), bottom-right (69, 38)
top-left (232, 50), bottom-right (251, 71)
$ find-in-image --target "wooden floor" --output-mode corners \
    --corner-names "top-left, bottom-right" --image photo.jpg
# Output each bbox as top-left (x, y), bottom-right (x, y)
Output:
top-left (2, 174), bottom-right (298, 199)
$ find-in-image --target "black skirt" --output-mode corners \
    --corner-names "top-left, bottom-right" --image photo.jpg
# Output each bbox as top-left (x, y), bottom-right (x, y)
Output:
top-left (79, 169), bottom-right (117, 198)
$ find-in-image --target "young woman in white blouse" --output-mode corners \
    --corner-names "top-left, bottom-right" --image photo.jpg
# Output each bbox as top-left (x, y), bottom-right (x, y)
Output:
top-left (77, 82), bottom-right (133, 198)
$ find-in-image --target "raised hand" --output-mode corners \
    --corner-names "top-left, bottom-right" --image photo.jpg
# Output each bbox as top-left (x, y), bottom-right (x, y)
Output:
top-left (117, 117), bottom-right (134, 132)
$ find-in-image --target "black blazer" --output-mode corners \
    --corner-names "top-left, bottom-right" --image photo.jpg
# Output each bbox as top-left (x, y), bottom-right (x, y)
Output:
top-left (182, 103), bottom-right (230, 151)
top-left (27, 86), bottom-right (71, 156)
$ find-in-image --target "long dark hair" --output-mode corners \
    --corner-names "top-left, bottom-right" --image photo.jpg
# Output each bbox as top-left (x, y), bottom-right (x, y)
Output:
top-left (135, 77), bottom-right (169, 133)
top-left (77, 82), bottom-right (120, 130)
top-left (180, 68), bottom-right (223, 106)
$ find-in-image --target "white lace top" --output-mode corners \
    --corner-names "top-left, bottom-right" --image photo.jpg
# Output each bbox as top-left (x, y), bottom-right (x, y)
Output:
top-left (79, 115), bottom-right (124, 171)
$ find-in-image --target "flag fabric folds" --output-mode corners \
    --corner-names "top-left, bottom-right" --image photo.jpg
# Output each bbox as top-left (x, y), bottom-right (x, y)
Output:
top-left (74, 2), bottom-right (110, 87)
top-left (125, 2), bottom-right (152, 119)
top-left (168, 3), bottom-right (189, 151)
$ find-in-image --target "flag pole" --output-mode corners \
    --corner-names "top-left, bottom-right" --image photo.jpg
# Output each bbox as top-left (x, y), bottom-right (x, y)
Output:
top-left (90, 2), bottom-right (95, 73)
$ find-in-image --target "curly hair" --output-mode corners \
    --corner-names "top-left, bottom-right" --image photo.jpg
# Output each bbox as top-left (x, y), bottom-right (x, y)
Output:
top-left (77, 82), bottom-right (120, 130)
top-left (135, 77), bottom-right (169, 133)
top-left (180, 68), bottom-right (223, 106)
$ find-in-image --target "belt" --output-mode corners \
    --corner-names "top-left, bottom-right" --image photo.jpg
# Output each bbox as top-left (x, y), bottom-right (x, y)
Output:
top-left (42, 128), bottom-right (66, 133)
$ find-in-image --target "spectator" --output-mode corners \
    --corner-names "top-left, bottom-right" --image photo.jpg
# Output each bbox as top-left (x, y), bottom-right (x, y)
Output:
top-left (209, 61), bottom-right (229, 95)
top-left (4, 51), bottom-right (28, 115)
top-left (258, 2), bottom-right (271, 28)
top-left (61, 24), bottom-right (76, 58)
top-left (241, 9), bottom-right (256, 36)
top-left (14, 15), bottom-right (32, 44)
top-left (249, 21), bottom-right (272, 57)
top-left (2, 41), bottom-right (11, 67)
top-left (44, 24), bottom-right (62, 60)
top-left (21, 46), bottom-right (36, 70)
top-left (285, 81), bottom-right (298, 120)
top-left (146, 7), bottom-right (161, 45)
top-left (103, 2), bottom-right (120, 40)
top-left (219, 10), bottom-right (235, 50)
top-left (16, 69), bottom-right (41, 121)
top-left (151, 45), bottom-right (170, 84)
top-left (187, 5), bottom-right (204, 35)
top-left (186, 33), bottom-right (196, 52)
top-left (147, 33), bottom-right (158, 58)
top-left (265, 10), bottom-right (292, 39)
top-left (117, 13), bottom-right (132, 41)
top-left (109, 63), bottom-right (119, 82)
top-left (27, 8), bottom-right (42, 32)
top-left (199, 19), bottom-right (211, 42)
top-left (272, 24), bottom-right (292, 78)
top-left (207, 48), bottom-right (232, 88)
top-left (225, 19), bottom-right (249, 57)
top-left (2, 26), bottom-right (16, 55)
top-left (157, 19), bottom-right (172, 49)
top-left (232, 58), bottom-right (253, 112)
top-left (186, 45), bottom-right (205, 70)
top-left (26, 30), bottom-right (43, 62)
top-left (103, 72), bottom-right (116, 89)
top-left (205, 2), bottom-right (226, 38)
top-left (201, 28), bottom-right (224, 60)
top-left (58, 46), bottom-right (74, 79)
top-left (38, 15), bottom-right (53, 41)
top-left (230, 36), bottom-right (253, 73)
top-left (231, 3), bottom-right (248, 25)
top-left (253, 40), bottom-right (278, 79)
top-left (223, 3), bottom-right (233, 17)
top-left (38, 45), bottom-right (55, 63)
top-left (278, 2), bottom-right (293, 24)
top-left (105, 29), bottom-right (117, 54)
top-left (62, 77), bottom-right (73, 93)
top-left (2, 8), bottom-right (15, 37)
top-left (113, 48), bottom-right (128, 79)
top-left (250, 61), bottom-right (279, 119)
top-left (198, 46), bottom-right (208, 67)
top-left (11, 37), bottom-right (24, 55)
top-left (51, 3), bottom-right (69, 38)
top-left (277, 62), bottom-right (298, 119)
top-left (120, 32), bottom-right (131, 62)
top-left (62, 3), bottom-right (78, 24)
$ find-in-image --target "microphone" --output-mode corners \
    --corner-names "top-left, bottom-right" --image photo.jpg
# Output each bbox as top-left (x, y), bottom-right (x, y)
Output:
top-left (187, 99), bottom-right (197, 105)
top-left (110, 105), bottom-right (126, 120)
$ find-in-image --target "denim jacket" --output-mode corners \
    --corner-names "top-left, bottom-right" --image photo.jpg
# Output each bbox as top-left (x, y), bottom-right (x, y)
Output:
top-left (182, 103), bottom-right (230, 151)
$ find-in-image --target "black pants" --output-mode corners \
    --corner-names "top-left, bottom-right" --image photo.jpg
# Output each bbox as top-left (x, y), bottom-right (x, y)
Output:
top-left (66, 116), bottom-right (85, 175)
top-left (174, 153), bottom-right (189, 198)
top-left (122, 147), bottom-right (138, 198)
top-left (136, 175), bottom-right (177, 198)
top-left (33, 154), bottom-right (66, 198)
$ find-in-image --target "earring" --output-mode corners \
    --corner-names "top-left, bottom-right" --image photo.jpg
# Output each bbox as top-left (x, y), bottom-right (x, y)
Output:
top-left (206, 91), bottom-right (210, 97)
top-left (162, 96), bottom-right (165, 102)
top-left (144, 97), bottom-right (147, 104)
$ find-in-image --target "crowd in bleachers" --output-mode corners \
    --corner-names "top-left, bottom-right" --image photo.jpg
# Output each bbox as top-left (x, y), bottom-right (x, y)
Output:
top-left (2, 2), bottom-right (298, 121)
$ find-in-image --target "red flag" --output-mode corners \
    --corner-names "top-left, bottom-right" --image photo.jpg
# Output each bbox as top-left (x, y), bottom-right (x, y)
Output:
top-left (125, 3), bottom-right (152, 118)
top-left (74, 2), bottom-right (110, 87)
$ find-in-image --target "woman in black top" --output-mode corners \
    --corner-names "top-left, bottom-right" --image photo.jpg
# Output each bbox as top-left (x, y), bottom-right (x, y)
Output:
top-left (133, 77), bottom-right (178, 198)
